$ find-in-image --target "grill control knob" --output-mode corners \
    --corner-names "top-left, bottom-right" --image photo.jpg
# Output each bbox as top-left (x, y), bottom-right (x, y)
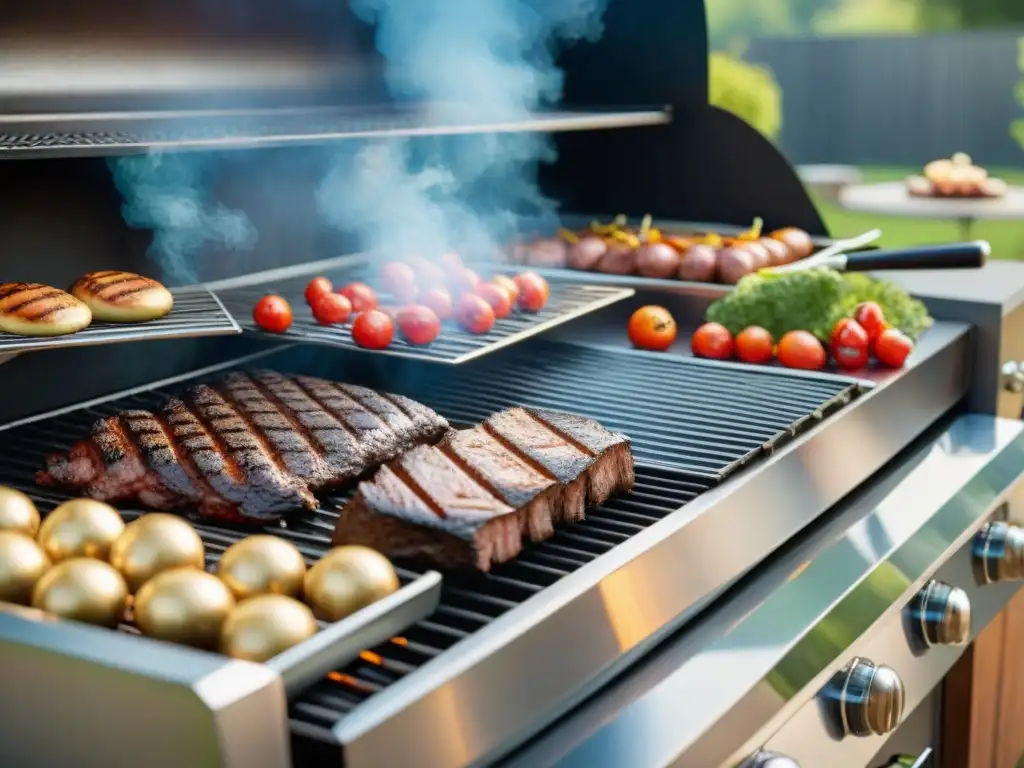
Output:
top-left (824, 658), bottom-right (905, 737)
top-left (973, 521), bottom-right (1024, 584)
top-left (1002, 361), bottom-right (1024, 393)
top-left (740, 753), bottom-right (799, 768)
top-left (907, 580), bottom-right (972, 646)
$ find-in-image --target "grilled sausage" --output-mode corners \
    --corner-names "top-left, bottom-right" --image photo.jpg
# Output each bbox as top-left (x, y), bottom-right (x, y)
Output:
top-left (716, 247), bottom-right (755, 285)
top-left (759, 237), bottom-right (791, 266)
top-left (595, 243), bottom-right (637, 275)
top-left (70, 271), bottom-right (174, 323)
top-left (677, 245), bottom-right (718, 282)
top-left (737, 241), bottom-right (770, 271)
top-left (636, 243), bottom-right (681, 279)
top-left (770, 228), bottom-right (814, 261)
top-left (566, 236), bottom-right (608, 271)
top-left (0, 282), bottom-right (93, 337)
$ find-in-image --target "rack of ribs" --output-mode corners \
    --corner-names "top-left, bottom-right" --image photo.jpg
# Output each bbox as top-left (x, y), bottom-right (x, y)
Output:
top-left (36, 371), bottom-right (450, 524)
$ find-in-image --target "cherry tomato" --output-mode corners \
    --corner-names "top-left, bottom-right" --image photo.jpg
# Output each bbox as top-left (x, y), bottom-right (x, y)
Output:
top-left (311, 292), bottom-right (352, 326)
top-left (304, 276), bottom-right (333, 305)
top-left (407, 257), bottom-right (446, 290)
top-left (253, 295), bottom-right (293, 334)
top-left (380, 262), bottom-right (418, 304)
top-left (854, 302), bottom-right (887, 342)
top-left (397, 305), bottom-right (442, 346)
top-left (455, 294), bottom-right (496, 334)
top-left (777, 330), bottom-right (827, 370)
top-left (449, 268), bottom-right (481, 297)
top-left (418, 288), bottom-right (454, 321)
top-left (491, 274), bottom-right (520, 305)
top-left (690, 322), bottom-right (734, 359)
top-left (873, 328), bottom-right (914, 368)
top-left (476, 282), bottom-right (513, 319)
top-left (628, 306), bottom-right (678, 351)
top-left (830, 318), bottom-right (870, 371)
top-left (515, 272), bottom-right (550, 313)
top-left (351, 309), bottom-right (394, 350)
top-left (439, 252), bottom-right (464, 273)
top-left (339, 282), bottom-right (378, 313)
top-left (735, 326), bottom-right (774, 364)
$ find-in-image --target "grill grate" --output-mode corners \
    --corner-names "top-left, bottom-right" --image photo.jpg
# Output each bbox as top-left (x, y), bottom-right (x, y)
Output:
top-left (216, 271), bottom-right (633, 364)
top-left (0, 286), bottom-right (240, 354)
top-left (0, 343), bottom-right (859, 756)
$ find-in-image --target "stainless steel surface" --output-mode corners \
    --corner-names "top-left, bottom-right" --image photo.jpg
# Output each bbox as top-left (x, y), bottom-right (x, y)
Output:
top-left (823, 658), bottom-right (905, 738)
top-left (770, 229), bottom-right (882, 273)
top-left (740, 753), bottom-right (800, 768)
top-left (268, 572), bottom-right (442, 697)
top-left (506, 414), bottom-right (1024, 768)
top-left (905, 580), bottom-right (972, 647)
top-left (972, 520), bottom-right (1024, 584)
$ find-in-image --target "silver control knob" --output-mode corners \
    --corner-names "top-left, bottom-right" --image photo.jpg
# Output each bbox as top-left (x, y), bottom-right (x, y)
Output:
top-left (740, 752), bottom-right (799, 768)
top-left (823, 658), bottom-right (905, 737)
top-left (973, 521), bottom-right (1024, 584)
top-left (907, 580), bottom-right (972, 646)
top-left (1003, 361), bottom-right (1024, 393)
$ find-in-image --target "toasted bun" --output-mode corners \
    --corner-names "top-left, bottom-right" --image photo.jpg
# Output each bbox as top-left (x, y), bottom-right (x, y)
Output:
top-left (70, 271), bottom-right (174, 323)
top-left (0, 283), bottom-right (93, 337)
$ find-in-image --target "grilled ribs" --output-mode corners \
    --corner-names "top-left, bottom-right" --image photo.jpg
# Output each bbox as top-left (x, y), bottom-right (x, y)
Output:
top-left (36, 371), bottom-right (450, 524)
top-left (332, 407), bottom-right (635, 571)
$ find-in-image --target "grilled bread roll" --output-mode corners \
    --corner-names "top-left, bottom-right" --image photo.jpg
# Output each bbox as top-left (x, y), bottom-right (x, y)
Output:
top-left (70, 271), bottom-right (174, 323)
top-left (0, 283), bottom-right (93, 337)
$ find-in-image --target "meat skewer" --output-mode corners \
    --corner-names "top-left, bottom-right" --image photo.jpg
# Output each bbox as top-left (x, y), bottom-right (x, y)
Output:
top-left (332, 407), bottom-right (635, 571)
top-left (37, 371), bottom-right (450, 524)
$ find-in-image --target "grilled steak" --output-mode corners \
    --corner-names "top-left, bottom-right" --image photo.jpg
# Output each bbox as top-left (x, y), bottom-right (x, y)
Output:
top-left (332, 408), bottom-right (634, 571)
top-left (37, 371), bottom-right (449, 524)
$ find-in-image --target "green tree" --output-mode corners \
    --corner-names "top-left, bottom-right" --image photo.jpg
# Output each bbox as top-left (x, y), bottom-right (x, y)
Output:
top-left (919, 0), bottom-right (1024, 28)
top-left (1012, 38), bottom-right (1024, 153)
top-left (812, 0), bottom-right (922, 34)
top-left (708, 52), bottom-right (783, 141)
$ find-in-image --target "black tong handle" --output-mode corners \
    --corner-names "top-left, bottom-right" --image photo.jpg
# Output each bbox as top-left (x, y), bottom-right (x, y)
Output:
top-left (843, 241), bottom-right (990, 272)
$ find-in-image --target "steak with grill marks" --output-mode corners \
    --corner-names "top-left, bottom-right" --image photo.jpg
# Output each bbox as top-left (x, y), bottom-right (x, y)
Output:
top-left (332, 408), bottom-right (634, 571)
top-left (36, 371), bottom-right (449, 524)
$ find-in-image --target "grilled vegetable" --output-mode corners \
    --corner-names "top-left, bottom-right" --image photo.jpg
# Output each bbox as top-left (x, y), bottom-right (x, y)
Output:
top-left (419, 288), bottom-right (453, 320)
top-left (397, 305), bottom-right (442, 346)
top-left (476, 283), bottom-right (513, 319)
top-left (351, 309), bottom-right (394, 349)
top-left (830, 318), bottom-right (870, 371)
top-left (304, 277), bottom-right (333, 305)
top-left (456, 294), bottom-right (496, 334)
top-left (777, 331), bottom-right (826, 371)
top-left (515, 273), bottom-right (549, 313)
top-left (735, 326), bottom-right (774, 364)
top-left (0, 283), bottom-right (93, 337)
top-left (253, 295), bottom-right (293, 334)
top-left (339, 283), bottom-right (378, 313)
top-left (691, 322), bottom-right (734, 360)
top-left (491, 275), bottom-right (520, 305)
top-left (311, 292), bottom-right (352, 326)
top-left (70, 271), bottom-right (174, 323)
top-left (627, 306), bottom-right (677, 351)
top-left (380, 262), bottom-right (418, 303)
top-left (874, 328), bottom-right (914, 368)
top-left (853, 302), bottom-right (886, 341)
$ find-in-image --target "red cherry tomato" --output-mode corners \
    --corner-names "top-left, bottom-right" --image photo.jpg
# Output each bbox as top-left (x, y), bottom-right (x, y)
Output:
top-left (397, 305), bottom-right (442, 345)
top-left (253, 295), bottom-right (293, 334)
top-left (735, 326), bottom-right (774, 364)
top-left (439, 252), bottom-right (464, 273)
top-left (418, 288), bottom-right (454, 321)
top-left (407, 257), bottom-right (446, 290)
top-left (627, 306), bottom-right (677, 351)
top-left (854, 302), bottom-right (887, 342)
top-left (339, 282), bottom-right (378, 313)
top-left (476, 282), bottom-right (513, 319)
top-left (777, 330), bottom-right (827, 370)
top-left (310, 292), bottom-right (352, 326)
top-left (515, 272), bottom-right (550, 313)
top-left (455, 294), bottom-right (496, 334)
top-left (491, 274), bottom-right (520, 305)
top-left (449, 268), bottom-right (481, 297)
top-left (304, 276), bottom-right (333, 305)
top-left (830, 318), bottom-right (870, 371)
top-left (873, 328), bottom-right (914, 368)
top-left (350, 309), bottom-right (394, 350)
top-left (380, 262), bottom-right (418, 304)
top-left (690, 322), bottom-right (734, 360)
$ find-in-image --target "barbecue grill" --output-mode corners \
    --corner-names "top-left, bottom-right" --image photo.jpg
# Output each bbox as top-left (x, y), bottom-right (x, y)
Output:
top-left (1, 2), bottom-right (1023, 768)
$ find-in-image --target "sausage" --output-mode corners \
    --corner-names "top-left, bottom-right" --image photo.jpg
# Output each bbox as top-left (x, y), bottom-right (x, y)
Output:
top-left (676, 245), bottom-right (718, 282)
top-left (759, 237), bottom-right (790, 266)
top-left (737, 241), bottom-right (770, 271)
top-left (524, 238), bottom-right (568, 268)
top-left (566, 236), bottom-right (608, 271)
top-left (636, 243), bottom-right (681, 279)
top-left (716, 247), bottom-right (755, 285)
top-left (596, 243), bottom-right (638, 275)
top-left (770, 228), bottom-right (814, 260)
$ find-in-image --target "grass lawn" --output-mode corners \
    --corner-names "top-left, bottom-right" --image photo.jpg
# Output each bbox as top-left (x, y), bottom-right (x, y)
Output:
top-left (813, 166), bottom-right (1024, 260)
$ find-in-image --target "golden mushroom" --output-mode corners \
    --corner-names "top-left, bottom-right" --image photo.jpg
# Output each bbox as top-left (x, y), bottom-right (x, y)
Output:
top-left (0, 531), bottom-right (51, 606)
top-left (303, 546), bottom-right (399, 623)
top-left (0, 487), bottom-right (41, 537)
top-left (134, 568), bottom-right (235, 650)
top-left (37, 499), bottom-right (125, 563)
top-left (31, 558), bottom-right (128, 628)
top-left (220, 594), bottom-right (318, 663)
top-left (216, 535), bottom-right (307, 601)
top-left (110, 514), bottom-right (205, 593)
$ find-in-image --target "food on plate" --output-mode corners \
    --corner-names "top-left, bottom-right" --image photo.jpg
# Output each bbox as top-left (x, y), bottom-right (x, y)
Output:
top-left (853, 301), bottom-right (886, 342)
top-left (566, 235), bottom-right (608, 271)
top-left (253, 294), bottom-right (293, 334)
top-left (69, 271), bottom-right (174, 323)
top-left (380, 262), bottom-right (419, 304)
top-left (677, 244), bottom-right (719, 282)
top-left (874, 328), bottom-right (914, 368)
top-left (0, 531), bottom-right (50, 605)
top-left (351, 309), bottom-right (395, 349)
top-left (303, 545), bottom-right (400, 621)
top-left (339, 282), bottom-right (378, 313)
top-left (304, 276), bottom-right (333, 305)
top-left (491, 274), bottom-right (520, 305)
top-left (777, 331), bottom-right (827, 371)
top-left (219, 594), bottom-right (318, 662)
top-left (36, 499), bottom-right (125, 563)
top-left (627, 306), bottom-right (677, 351)
top-left (476, 282), bottom-right (513, 319)
top-left (31, 557), bottom-right (127, 628)
top-left (449, 268), bottom-right (482, 297)
top-left (133, 568), bottom-right (235, 649)
top-left (418, 288), bottom-right (454, 320)
top-left (906, 153), bottom-right (1007, 199)
top-left (0, 486), bottom-right (41, 537)
top-left (769, 228), bottom-right (814, 261)
top-left (109, 513), bottom-right (205, 593)
top-left (691, 322), bottom-right (735, 360)
top-left (36, 372), bottom-right (450, 524)
top-left (716, 246), bottom-right (756, 285)
top-left (397, 305), bottom-right (442, 346)
top-left (332, 408), bottom-right (635, 571)
top-left (735, 326), bottom-right (774, 364)
top-left (514, 272), bottom-right (549, 313)
top-left (830, 319), bottom-right (871, 372)
top-left (455, 293), bottom-right (496, 334)
top-left (636, 243), bottom-right (682, 279)
top-left (310, 292), bottom-right (352, 326)
top-left (217, 535), bottom-right (307, 601)
top-left (0, 282), bottom-right (93, 337)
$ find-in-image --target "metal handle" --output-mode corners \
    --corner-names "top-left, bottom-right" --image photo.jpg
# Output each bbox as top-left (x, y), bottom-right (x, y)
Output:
top-left (972, 521), bottom-right (1024, 584)
top-left (842, 241), bottom-right (989, 272)
top-left (769, 228), bottom-right (881, 273)
top-left (906, 580), bottom-right (971, 647)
